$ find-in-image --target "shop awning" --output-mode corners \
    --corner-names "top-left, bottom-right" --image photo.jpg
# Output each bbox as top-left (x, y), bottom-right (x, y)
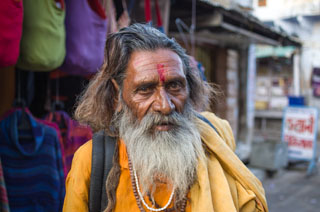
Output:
top-left (169, 0), bottom-right (301, 48)
top-left (256, 45), bottom-right (296, 58)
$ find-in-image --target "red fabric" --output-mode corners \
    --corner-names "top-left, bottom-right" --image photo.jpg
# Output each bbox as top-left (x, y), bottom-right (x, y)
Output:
top-left (55, 0), bottom-right (65, 10)
top-left (145, 0), bottom-right (151, 23)
top-left (155, 0), bottom-right (163, 27)
top-left (87, 0), bottom-right (106, 19)
top-left (0, 0), bottom-right (23, 68)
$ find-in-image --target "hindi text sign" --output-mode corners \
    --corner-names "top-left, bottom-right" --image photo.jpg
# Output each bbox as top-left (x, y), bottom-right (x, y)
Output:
top-left (282, 107), bottom-right (318, 160)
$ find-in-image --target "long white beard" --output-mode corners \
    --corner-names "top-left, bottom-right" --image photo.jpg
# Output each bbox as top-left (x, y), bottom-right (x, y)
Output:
top-left (117, 103), bottom-right (205, 202)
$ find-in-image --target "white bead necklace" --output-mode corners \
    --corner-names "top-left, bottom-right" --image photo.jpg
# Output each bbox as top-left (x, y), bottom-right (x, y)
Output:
top-left (133, 167), bottom-right (175, 212)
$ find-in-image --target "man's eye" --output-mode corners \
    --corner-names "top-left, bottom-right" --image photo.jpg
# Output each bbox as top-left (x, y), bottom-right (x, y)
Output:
top-left (137, 86), bottom-right (153, 94)
top-left (167, 82), bottom-right (182, 91)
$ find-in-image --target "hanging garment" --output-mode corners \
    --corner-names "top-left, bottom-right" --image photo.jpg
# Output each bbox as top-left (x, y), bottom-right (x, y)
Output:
top-left (144, 0), bottom-right (164, 32)
top-left (0, 109), bottom-right (65, 212)
top-left (60, 0), bottom-right (107, 76)
top-left (37, 119), bottom-right (67, 179)
top-left (45, 111), bottom-right (92, 174)
top-left (0, 0), bottom-right (23, 68)
top-left (0, 158), bottom-right (10, 212)
top-left (16, 0), bottom-right (66, 71)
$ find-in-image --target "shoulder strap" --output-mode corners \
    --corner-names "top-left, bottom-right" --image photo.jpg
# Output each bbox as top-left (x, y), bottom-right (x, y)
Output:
top-left (195, 113), bottom-right (220, 137)
top-left (89, 130), bottom-right (116, 212)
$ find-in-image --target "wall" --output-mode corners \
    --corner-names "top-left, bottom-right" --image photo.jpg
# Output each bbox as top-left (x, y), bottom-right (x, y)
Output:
top-left (253, 0), bottom-right (320, 107)
top-left (253, 0), bottom-right (320, 20)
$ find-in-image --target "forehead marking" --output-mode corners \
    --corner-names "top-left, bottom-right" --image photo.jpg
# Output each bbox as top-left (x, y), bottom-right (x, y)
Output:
top-left (157, 64), bottom-right (165, 82)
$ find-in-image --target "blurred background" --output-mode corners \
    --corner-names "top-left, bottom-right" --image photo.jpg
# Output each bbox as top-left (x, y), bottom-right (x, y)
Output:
top-left (1, 0), bottom-right (320, 211)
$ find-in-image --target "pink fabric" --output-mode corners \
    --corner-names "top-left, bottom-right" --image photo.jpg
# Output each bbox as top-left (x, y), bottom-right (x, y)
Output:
top-left (0, 0), bottom-right (23, 68)
top-left (45, 111), bottom-right (92, 174)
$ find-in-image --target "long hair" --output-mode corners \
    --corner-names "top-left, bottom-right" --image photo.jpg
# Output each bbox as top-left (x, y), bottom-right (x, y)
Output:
top-left (74, 23), bottom-right (214, 134)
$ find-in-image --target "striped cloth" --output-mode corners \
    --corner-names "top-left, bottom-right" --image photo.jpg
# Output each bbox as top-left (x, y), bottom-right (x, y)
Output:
top-left (37, 119), bottom-right (67, 179)
top-left (45, 111), bottom-right (92, 174)
top-left (0, 109), bottom-right (65, 212)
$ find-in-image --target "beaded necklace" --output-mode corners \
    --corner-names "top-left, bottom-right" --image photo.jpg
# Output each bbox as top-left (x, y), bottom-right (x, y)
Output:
top-left (128, 157), bottom-right (187, 212)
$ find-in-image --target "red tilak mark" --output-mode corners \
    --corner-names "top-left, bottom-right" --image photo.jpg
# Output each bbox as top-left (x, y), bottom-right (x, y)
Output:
top-left (157, 64), bottom-right (165, 82)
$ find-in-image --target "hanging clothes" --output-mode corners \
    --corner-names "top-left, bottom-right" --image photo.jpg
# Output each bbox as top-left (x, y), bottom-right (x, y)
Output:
top-left (45, 111), bottom-right (92, 174)
top-left (16, 0), bottom-right (66, 71)
top-left (60, 0), bottom-right (107, 76)
top-left (37, 119), bottom-right (68, 179)
top-left (144, 0), bottom-right (164, 32)
top-left (0, 158), bottom-right (10, 212)
top-left (0, 0), bottom-right (23, 68)
top-left (0, 109), bottom-right (65, 212)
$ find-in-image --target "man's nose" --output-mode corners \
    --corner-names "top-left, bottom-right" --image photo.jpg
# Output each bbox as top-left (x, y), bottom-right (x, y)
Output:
top-left (152, 88), bottom-right (175, 115)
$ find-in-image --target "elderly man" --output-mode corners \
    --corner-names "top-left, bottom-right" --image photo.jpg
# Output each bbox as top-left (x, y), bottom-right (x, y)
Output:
top-left (63, 24), bottom-right (268, 212)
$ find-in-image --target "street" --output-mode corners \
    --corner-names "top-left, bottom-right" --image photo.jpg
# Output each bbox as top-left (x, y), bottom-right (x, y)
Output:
top-left (262, 162), bottom-right (320, 212)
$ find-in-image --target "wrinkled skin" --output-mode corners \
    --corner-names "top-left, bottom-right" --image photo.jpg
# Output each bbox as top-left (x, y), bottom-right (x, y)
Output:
top-left (121, 49), bottom-right (189, 131)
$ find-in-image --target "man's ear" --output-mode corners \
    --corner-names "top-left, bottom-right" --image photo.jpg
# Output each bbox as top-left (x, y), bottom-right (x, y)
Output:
top-left (111, 79), bottom-right (122, 112)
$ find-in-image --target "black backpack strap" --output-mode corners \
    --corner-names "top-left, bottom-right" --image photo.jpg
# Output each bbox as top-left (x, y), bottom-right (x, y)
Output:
top-left (89, 130), bottom-right (116, 212)
top-left (195, 113), bottom-right (220, 137)
top-left (100, 134), bottom-right (116, 210)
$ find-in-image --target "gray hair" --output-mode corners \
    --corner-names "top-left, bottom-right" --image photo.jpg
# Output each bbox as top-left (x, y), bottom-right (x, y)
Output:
top-left (75, 23), bottom-right (213, 134)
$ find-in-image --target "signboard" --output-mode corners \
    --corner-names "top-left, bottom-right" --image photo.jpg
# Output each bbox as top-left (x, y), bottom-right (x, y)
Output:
top-left (282, 106), bottom-right (318, 160)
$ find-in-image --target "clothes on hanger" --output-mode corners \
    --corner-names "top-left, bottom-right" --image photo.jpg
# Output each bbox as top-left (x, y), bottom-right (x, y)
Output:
top-left (0, 108), bottom-right (65, 212)
top-left (37, 119), bottom-right (67, 178)
top-left (45, 111), bottom-right (92, 174)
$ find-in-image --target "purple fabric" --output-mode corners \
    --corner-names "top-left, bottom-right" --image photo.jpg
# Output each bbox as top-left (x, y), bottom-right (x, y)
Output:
top-left (60, 0), bottom-right (107, 76)
top-left (45, 111), bottom-right (92, 174)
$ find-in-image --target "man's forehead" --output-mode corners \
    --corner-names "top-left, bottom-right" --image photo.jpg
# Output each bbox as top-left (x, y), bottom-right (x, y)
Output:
top-left (130, 50), bottom-right (183, 70)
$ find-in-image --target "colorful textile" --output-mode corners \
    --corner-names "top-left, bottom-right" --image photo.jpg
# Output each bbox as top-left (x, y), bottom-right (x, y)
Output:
top-left (0, 0), bottom-right (23, 67)
top-left (45, 111), bottom-right (92, 174)
top-left (0, 109), bottom-right (65, 212)
top-left (63, 112), bottom-right (268, 212)
top-left (16, 0), bottom-right (66, 71)
top-left (0, 158), bottom-right (10, 212)
top-left (60, 0), bottom-right (107, 76)
top-left (37, 119), bottom-right (67, 178)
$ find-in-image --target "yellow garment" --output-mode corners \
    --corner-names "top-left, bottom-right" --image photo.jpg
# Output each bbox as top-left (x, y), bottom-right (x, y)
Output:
top-left (63, 112), bottom-right (268, 212)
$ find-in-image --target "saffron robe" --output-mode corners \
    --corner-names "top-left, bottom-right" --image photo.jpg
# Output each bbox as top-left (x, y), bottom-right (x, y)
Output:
top-left (63, 112), bottom-right (268, 211)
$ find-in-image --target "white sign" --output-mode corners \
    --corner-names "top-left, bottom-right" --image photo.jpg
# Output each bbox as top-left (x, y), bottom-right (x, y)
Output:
top-left (282, 107), bottom-right (318, 160)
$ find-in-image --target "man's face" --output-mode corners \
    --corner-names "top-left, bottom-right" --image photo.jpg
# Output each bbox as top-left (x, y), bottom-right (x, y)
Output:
top-left (122, 49), bottom-right (189, 131)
